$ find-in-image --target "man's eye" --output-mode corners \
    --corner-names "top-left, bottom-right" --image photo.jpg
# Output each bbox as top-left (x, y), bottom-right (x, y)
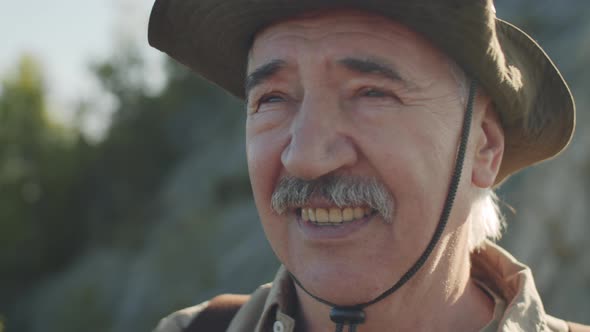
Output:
top-left (359, 87), bottom-right (389, 98)
top-left (259, 94), bottom-right (285, 104)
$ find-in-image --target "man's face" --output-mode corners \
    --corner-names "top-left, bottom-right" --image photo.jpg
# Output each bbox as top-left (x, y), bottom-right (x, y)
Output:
top-left (245, 10), bottom-right (475, 304)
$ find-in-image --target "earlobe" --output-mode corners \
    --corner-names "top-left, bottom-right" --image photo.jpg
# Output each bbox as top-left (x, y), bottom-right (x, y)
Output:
top-left (471, 100), bottom-right (505, 188)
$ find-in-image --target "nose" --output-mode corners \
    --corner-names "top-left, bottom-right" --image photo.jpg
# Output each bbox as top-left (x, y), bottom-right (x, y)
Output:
top-left (281, 95), bottom-right (357, 180)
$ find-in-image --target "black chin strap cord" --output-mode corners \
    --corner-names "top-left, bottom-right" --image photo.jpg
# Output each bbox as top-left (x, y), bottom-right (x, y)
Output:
top-left (289, 80), bottom-right (478, 332)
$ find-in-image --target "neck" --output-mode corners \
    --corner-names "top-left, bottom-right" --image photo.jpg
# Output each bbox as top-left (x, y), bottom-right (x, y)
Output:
top-left (293, 231), bottom-right (494, 332)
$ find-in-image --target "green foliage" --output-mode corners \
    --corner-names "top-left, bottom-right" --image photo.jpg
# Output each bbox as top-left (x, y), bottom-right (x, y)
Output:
top-left (0, 48), bottom-right (246, 308)
top-left (1, 43), bottom-right (255, 331)
top-left (80, 49), bottom-right (194, 247)
top-left (0, 56), bottom-right (91, 281)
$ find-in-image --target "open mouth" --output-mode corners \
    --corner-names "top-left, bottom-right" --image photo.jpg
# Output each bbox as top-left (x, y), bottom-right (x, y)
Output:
top-left (297, 207), bottom-right (377, 226)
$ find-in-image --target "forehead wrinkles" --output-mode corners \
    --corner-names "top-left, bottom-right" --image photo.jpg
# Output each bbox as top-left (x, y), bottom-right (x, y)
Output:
top-left (257, 10), bottom-right (416, 44)
top-left (248, 10), bottom-right (422, 69)
top-left (247, 10), bottom-right (456, 88)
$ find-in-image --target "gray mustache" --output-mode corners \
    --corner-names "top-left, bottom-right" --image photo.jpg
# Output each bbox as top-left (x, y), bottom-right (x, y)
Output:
top-left (271, 175), bottom-right (394, 222)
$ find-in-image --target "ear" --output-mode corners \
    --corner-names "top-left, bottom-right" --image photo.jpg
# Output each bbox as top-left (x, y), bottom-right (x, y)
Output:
top-left (471, 98), bottom-right (505, 188)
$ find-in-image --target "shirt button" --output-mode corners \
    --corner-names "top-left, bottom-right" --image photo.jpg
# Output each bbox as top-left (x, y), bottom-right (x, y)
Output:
top-left (273, 320), bottom-right (285, 332)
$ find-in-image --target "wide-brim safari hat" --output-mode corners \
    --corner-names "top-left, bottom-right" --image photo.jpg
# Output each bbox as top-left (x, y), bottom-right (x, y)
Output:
top-left (148, 0), bottom-right (575, 185)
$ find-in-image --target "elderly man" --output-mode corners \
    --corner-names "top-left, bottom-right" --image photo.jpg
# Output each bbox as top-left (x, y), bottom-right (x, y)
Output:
top-left (148, 1), bottom-right (587, 331)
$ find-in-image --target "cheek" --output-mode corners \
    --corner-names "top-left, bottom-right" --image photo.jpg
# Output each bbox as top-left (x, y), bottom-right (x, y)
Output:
top-left (355, 111), bottom-right (457, 218)
top-left (246, 122), bottom-right (288, 215)
top-left (247, 137), bottom-right (277, 205)
top-left (246, 127), bottom-right (292, 262)
top-left (245, 108), bottom-right (293, 208)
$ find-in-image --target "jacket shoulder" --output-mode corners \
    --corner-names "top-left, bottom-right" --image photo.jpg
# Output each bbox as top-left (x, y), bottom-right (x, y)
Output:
top-left (152, 285), bottom-right (272, 332)
top-left (153, 301), bottom-right (210, 332)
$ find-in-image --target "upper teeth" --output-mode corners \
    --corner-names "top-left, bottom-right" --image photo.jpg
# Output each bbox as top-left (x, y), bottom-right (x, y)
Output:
top-left (301, 207), bottom-right (373, 224)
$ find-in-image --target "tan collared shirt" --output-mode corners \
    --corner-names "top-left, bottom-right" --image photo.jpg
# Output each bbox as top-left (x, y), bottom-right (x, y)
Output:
top-left (154, 241), bottom-right (572, 331)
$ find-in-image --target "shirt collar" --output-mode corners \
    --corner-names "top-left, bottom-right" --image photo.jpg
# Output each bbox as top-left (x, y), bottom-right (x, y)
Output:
top-left (252, 265), bottom-right (297, 332)
top-left (471, 241), bottom-right (550, 331)
top-left (248, 241), bottom-right (552, 332)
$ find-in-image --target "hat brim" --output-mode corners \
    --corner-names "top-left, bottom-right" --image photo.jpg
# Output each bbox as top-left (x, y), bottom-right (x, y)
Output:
top-left (148, 0), bottom-right (575, 186)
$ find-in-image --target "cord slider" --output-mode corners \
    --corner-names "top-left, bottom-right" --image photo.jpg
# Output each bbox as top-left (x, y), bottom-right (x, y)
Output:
top-left (330, 306), bottom-right (365, 325)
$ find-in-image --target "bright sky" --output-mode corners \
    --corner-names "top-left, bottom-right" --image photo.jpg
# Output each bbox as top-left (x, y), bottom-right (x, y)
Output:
top-left (1, 0), bottom-right (165, 140)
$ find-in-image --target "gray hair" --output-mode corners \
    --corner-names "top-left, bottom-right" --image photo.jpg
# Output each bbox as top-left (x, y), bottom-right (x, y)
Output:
top-left (271, 175), bottom-right (394, 222)
top-left (467, 189), bottom-right (505, 251)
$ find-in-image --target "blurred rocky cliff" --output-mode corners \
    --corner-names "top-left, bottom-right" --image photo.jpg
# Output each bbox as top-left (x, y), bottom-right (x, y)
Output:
top-left (1, 1), bottom-right (588, 331)
top-left (497, 0), bottom-right (590, 323)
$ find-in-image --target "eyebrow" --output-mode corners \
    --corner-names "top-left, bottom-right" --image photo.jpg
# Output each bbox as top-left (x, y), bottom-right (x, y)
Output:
top-left (337, 57), bottom-right (404, 83)
top-left (244, 59), bottom-right (287, 97)
top-left (244, 57), bottom-right (405, 98)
